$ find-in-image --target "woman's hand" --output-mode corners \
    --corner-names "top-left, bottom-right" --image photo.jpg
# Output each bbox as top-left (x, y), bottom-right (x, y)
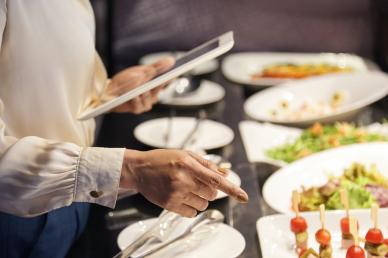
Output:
top-left (120, 149), bottom-right (249, 217)
top-left (107, 57), bottom-right (175, 114)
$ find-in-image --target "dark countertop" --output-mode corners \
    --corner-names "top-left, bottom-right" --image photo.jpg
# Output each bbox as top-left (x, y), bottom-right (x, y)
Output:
top-left (75, 69), bottom-right (388, 258)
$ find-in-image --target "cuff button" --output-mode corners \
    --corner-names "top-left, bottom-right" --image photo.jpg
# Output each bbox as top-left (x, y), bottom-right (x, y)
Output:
top-left (90, 190), bottom-right (103, 198)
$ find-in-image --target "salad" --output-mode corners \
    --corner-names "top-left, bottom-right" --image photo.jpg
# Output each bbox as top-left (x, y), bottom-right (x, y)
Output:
top-left (297, 163), bottom-right (388, 212)
top-left (266, 123), bottom-right (388, 163)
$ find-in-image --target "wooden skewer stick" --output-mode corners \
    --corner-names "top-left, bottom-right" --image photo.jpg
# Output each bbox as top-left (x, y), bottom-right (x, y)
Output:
top-left (349, 217), bottom-right (359, 246)
top-left (371, 203), bottom-right (379, 229)
top-left (292, 190), bottom-right (300, 217)
top-left (340, 189), bottom-right (349, 218)
top-left (319, 204), bottom-right (326, 230)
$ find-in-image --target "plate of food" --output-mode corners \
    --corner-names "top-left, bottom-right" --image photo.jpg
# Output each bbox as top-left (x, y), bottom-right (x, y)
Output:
top-left (257, 207), bottom-right (388, 258)
top-left (239, 121), bottom-right (388, 166)
top-left (222, 52), bottom-right (369, 87)
top-left (243, 72), bottom-right (388, 126)
top-left (262, 142), bottom-right (388, 214)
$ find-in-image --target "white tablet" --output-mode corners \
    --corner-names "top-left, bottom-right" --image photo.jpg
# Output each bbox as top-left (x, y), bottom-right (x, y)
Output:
top-left (78, 31), bottom-right (234, 120)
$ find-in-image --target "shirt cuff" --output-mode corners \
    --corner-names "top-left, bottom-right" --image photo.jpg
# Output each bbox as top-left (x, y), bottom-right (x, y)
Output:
top-left (74, 147), bottom-right (125, 208)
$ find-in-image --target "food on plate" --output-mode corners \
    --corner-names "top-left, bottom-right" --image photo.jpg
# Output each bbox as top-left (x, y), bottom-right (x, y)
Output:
top-left (251, 63), bottom-right (353, 80)
top-left (346, 217), bottom-right (366, 258)
top-left (342, 217), bottom-right (359, 249)
top-left (299, 248), bottom-right (319, 258)
top-left (364, 204), bottom-right (388, 258)
top-left (340, 189), bottom-right (359, 249)
top-left (291, 191), bottom-right (309, 253)
top-left (384, 239), bottom-right (388, 257)
top-left (266, 123), bottom-right (387, 163)
top-left (316, 205), bottom-right (333, 258)
top-left (347, 246), bottom-right (367, 258)
top-left (268, 91), bottom-right (346, 121)
top-left (296, 163), bottom-right (388, 212)
top-left (340, 189), bottom-right (358, 249)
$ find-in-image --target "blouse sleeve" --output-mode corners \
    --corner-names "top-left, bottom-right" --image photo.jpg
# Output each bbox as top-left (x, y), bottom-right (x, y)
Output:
top-left (0, 1), bottom-right (125, 217)
top-left (0, 98), bottom-right (125, 217)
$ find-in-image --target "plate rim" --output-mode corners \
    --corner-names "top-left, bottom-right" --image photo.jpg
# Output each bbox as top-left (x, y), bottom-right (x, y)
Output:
top-left (158, 80), bottom-right (226, 107)
top-left (134, 117), bottom-right (235, 150)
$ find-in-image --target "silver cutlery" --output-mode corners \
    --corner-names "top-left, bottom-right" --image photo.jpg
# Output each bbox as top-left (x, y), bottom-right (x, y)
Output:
top-left (130, 209), bottom-right (225, 258)
top-left (113, 210), bottom-right (180, 258)
top-left (179, 109), bottom-right (207, 150)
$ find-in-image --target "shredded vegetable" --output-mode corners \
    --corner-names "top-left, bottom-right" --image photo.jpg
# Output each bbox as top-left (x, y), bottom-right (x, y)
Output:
top-left (297, 163), bottom-right (388, 211)
top-left (266, 123), bottom-right (387, 163)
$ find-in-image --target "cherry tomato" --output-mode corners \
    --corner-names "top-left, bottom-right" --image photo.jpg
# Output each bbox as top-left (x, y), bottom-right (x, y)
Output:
top-left (341, 217), bottom-right (359, 234)
top-left (346, 245), bottom-right (366, 258)
top-left (365, 228), bottom-right (384, 244)
top-left (291, 216), bottom-right (308, 233)
top-left (315, 229), bottom-right (331, 246)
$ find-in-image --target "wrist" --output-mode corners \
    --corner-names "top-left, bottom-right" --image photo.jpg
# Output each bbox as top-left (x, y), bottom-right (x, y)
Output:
top-left (120, 149), bottom-right (143, 190)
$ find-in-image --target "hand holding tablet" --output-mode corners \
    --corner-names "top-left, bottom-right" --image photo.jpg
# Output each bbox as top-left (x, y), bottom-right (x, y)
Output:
top-left (78, 31), bottom-right (235, 120)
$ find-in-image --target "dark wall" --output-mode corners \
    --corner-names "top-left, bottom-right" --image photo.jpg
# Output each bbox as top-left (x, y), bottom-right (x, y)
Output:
top-left (91, 0), bottom-right (386, 73)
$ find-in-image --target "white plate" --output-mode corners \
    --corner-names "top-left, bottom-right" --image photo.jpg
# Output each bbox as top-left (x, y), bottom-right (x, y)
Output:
top-left (244, 72), bottom-right (388, 126)
top-left (257, 209), bottom-right (388, 258)
top-left (216, 171), bottom-right (241, 199)
top-left (117, 217), bottom-right (246, 258)
top-left (158, 80), bottom-right (225, 107)
top-left (239, 120), bottom-right (388, 166)
top-left (140, 52), bottom-right (219, 76)
top-left (222, 52), bottom-right (369, 87)
top-left (263, 142), bottom-right (388, 214)
top-left (239, 120), bottom-right (301, 166)
top-left (134, 117), bottom-right (234, 150)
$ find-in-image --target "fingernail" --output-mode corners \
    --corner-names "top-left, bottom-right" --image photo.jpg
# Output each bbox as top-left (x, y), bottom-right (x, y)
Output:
top-left (217, 167), bottom-right (229, 175)
top-left (217, 162), bottom-right (232, 175)
top-left (237, 191), bottom-right (249, 203)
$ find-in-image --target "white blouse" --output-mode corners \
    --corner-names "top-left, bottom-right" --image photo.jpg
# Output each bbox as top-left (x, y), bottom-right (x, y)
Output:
top-left (0, 0), bottom-right (125, 217)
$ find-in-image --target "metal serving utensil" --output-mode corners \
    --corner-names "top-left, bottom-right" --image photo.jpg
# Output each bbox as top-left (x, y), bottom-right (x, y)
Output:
top-left (179, 109), bottom-right (207, 150)
top-left (130, 209), bottom-right (225, 258)
top-left (113, 210), bottom-right (180, 258)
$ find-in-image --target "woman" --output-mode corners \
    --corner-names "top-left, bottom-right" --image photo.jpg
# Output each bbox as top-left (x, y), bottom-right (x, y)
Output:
top-left (0, 1), bottom-right (248, 257)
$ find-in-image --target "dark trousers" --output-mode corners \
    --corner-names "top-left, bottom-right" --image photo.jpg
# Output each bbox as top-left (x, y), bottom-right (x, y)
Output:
top-left (0, 203), bottom-right (90, 258)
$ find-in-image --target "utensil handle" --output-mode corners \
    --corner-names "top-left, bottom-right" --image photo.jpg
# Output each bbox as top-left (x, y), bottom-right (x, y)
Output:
top-left (180, 109), bottom-right (206, 149)
top-left (113, 234), bottom-right (154, 258)
top-left (131, 234), bottom-right (188, 258)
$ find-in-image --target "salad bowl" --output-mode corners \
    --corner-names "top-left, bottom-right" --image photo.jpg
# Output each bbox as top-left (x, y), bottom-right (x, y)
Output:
top-left (263, 142), bottom-right (388, 214)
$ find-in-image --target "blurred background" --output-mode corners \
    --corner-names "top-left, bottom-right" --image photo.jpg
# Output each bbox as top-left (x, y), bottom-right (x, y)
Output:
top-left (92, 0), bottom-right (388, 74)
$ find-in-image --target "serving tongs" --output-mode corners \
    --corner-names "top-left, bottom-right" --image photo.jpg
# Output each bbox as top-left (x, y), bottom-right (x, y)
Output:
top-left (113, 210), bottom-right (180, 258)
top-left (130, 209), bottom-right (224, 258)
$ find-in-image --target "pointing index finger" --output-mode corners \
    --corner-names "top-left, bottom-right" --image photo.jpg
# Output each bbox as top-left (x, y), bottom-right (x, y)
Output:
top-left (187, 156), bottom-right (249, 203)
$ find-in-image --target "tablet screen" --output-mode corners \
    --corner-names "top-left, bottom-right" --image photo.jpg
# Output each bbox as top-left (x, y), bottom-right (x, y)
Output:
top-left (156, 39), bottom-right (220, 78)
top-left (78, 31), bottom-right (233, 120)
